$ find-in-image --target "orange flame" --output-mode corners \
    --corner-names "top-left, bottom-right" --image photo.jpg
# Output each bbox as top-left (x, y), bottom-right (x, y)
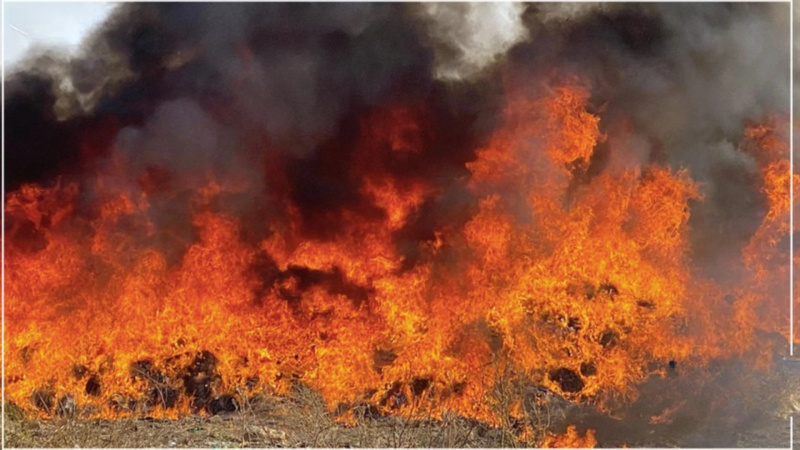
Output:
top-left (541, 425), bottom-right (597, 448)
top-left (4, 78), bottom-right (791, 437)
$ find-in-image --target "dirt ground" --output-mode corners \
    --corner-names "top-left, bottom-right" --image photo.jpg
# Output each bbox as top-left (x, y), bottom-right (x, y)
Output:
top-left (4, 386), bottom-right (526, 448)
top-left (6, 362), bottom-right (799, 448)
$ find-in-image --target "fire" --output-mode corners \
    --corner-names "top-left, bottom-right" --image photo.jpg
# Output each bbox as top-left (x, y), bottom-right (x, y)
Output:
top-left (541, 425), bottom-right (597, 448)
top-left (4, 75), bottom-right (791, 440)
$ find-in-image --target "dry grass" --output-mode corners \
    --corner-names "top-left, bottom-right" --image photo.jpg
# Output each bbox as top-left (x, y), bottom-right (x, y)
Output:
top-left (4, 384), bottom-right (547, 448)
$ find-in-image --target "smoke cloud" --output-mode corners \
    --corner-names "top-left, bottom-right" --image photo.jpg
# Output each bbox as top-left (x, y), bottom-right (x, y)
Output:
top-left (418, 2), bottom-right (529, 80)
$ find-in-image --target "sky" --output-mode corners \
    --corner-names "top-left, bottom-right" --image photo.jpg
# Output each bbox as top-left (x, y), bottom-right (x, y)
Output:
top-left (3, 2), bottom-right (116, 68)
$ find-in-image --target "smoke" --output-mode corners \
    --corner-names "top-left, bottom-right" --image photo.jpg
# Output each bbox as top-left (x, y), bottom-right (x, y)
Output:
top-left (117, 100), bottom-right (219, 175)
top-left (643, 3), bottom-right (789, 280)
top-left (417, 2), bottom-right (529, 80)
top-left (513, 2), bottom-right (790, 281)
top-left (4, 3), bottom-right (791, 445)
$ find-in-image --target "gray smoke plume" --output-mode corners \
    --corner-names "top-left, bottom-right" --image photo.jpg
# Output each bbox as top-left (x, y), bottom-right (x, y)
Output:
top-left (518, 3), bottom-right (791, 281)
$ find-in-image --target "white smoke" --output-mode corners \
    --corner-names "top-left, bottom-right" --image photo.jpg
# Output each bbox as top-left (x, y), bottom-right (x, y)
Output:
top-left (419, 2), bottom-right (529, 81)
top-left (534, 2), bottom-right (614, 24)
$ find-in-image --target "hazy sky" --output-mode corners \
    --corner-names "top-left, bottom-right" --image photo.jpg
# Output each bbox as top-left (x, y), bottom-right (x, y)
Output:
top-left (4, 2), bottom-right (116, 67)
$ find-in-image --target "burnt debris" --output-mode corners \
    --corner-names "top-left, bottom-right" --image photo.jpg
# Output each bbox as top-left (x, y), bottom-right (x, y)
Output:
top-left (85, 375), bottom-right (102, 397)
top-left (149, 386), bottom-right (180, 409)
top-left (31, 389), bottom-right (55, 414)
top-left (636, 299), bottom-right (656, 309)
top-left (580, 362), bottom-right (597, 377)
top-left (598, 282), bottom-right (619, 298)
top-left (599, 330), bottom-right (619, 348)
top-left (549, 368), bottom-right (585, 393)
top-left (410, 378), bottom-right (432, 396)
top-left (183, 351), bottom-right (221, 412)
top-left (71, 364), bottom-right (89, 379)
top-left (207, 394), bottom-right (239, 415)
top-left (56, 395), bottom-right (77, 418)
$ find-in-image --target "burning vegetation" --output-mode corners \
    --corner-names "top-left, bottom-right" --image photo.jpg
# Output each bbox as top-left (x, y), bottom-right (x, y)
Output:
top-left (3, 3), bottom-right (794, 447)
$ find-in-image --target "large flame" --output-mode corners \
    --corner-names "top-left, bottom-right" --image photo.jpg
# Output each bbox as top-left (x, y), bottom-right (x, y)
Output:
top-left (4, 76), bottom-right (791, 434)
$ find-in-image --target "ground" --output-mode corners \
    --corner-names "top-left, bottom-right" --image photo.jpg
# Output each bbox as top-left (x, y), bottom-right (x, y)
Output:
top-left (4, 386), bottom-right (524, 448)
top-left (6, 362), bottom-right (800, 448)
